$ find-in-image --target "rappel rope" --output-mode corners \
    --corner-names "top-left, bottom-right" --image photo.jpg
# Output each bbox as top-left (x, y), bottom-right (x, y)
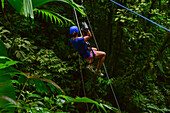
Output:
top-left (73, 7), bottom-right (90, 112)
top-left (82, 5), bottom-right (122, 113)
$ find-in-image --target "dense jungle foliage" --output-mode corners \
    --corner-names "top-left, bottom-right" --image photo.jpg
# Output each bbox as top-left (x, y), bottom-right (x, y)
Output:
top-left (0, 0), bottom-right (169, 112)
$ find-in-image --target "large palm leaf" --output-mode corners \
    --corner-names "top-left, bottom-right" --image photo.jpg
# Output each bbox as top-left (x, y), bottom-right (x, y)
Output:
top-left (0, 40), bottom-right (17, 113)
top-left (6, 0), bottom-right (85, 24)
top-left (32, 0), bottom-right (84, 13)
top-left (34, 8), bottom-right (74, 25)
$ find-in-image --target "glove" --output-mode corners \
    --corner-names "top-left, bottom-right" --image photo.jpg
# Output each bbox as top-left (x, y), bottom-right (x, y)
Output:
top-left (85, 41), bottom-right (91, 47)
top-left (82, 22), bottom-right (88, 30)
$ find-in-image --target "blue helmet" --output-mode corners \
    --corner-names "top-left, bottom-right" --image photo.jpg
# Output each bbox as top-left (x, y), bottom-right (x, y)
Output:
top-left (70, 26), bottom-right (79, 34)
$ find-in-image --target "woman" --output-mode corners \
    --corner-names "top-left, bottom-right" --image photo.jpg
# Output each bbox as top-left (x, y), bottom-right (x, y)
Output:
top-left (70, 25), bottom-right (106, 76)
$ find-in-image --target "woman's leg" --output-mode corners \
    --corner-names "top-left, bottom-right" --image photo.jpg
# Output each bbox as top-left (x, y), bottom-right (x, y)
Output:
top-left (92, 47), bottom-right (97, 51)
top-left (95, 51), bottom-right (106, 71)
top-left (89, 59), bottom-right (94, 66)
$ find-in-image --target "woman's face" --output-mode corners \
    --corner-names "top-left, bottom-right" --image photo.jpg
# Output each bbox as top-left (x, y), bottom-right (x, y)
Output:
top-left (72, 33), bottom-right (78, 37)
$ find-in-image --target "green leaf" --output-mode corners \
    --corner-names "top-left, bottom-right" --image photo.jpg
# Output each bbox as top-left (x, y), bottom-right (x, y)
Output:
top-left (115, 18), bottom-right (119, 21)
top-left (147, 105), bottom-right (170, 112)
top-left (156, 61), bottom-right (165, 73)
top-left (27, 94), bottom-right (42, 98)
top-left (0, 61), bottom-right (20, 70)
top-left (1, 29), bottom-right (10, 33)
top-left (0, 56), bottom-right (12, 61)
top-left (0, 70), bottom-right (21, 77)
top-left (34, 9), bottom-right (74, 25)
top-left (0, 40), bottom-right (16, 113)
top-left (0, 40), bottom-right (7, 56)
top-left (23, 0), bottom-right (34, 19)
top-left (120, 19), bottom-right (125, 22)
top-left (34, 77), bottom-right (65, 94)
top-left (0, 96), bottom-right (18, 106)
top-left (57, 95), bottom-right (107, 112)
top-left (1, 0), bottom-right (4, 8)
top-left (6, 0), bottom-right (23, 14)
top-left (34, 79), bottom-right (49, 94)
top-left (0, 103), bottom-right (19, 113)
top-left (6, 0), bottom-right (85, 20)
top-left (101, 104), bottom-right (119, 112)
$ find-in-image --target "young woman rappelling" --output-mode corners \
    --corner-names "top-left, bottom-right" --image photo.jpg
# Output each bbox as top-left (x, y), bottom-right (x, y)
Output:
top-left (70, 22), bottom-right (106, 76)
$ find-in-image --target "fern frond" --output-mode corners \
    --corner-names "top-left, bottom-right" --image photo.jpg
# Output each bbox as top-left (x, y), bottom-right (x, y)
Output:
top-left (34, 8), bottom-right (74, 26)
top-left (56, 0), bottom-right (86, 16)
top-left (32, 0), bottom-right (85, 16)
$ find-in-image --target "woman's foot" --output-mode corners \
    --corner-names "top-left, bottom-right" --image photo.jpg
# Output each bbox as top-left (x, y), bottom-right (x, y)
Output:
top-left (87, 65), bottom-right (95, 73)
top-left (95, 69), bottom-right (104, 76)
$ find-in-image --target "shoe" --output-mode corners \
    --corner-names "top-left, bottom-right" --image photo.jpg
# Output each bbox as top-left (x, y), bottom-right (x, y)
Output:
top-left (87, 65), bottom-right (95, 73)
top-left (95, 69), bottom-right (104, 76)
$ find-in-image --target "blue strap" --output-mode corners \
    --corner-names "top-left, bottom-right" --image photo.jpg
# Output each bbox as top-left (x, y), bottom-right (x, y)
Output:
top-left (110, 0), bottom-right (170, 32)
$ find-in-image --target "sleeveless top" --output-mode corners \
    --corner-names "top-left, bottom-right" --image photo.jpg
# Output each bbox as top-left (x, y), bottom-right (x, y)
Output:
top-left (71, 37), bottom-right (90, 59)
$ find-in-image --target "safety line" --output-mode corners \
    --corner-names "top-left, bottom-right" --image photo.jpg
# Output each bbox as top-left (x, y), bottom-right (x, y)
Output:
top-left (73, 8), bottom-right (83, 35)
top-left (81, 0), bottom-right (121, 112)
top-left (84, 9), bottom-right (122, 113)
top-left (110, 0), bottom-right (170, 32)
top-left (73, 7), bottom-right (90, 112)
top-left (84, 10), bottom-right (99, 50)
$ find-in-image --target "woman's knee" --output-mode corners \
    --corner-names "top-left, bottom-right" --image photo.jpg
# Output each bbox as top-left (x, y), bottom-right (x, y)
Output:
top-left (92, 47), bottom-right (97, 51)
top-left (103, 52), bottom-right (106, 56)
top-left (95, 51), bottom-right (106, 58)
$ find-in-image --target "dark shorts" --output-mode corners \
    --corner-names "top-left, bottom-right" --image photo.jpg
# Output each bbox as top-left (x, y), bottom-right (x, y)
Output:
top-left (85, 50), bottom-right (96, 60)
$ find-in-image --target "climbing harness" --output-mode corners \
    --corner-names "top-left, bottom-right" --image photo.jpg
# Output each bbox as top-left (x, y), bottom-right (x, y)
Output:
top-left (89, 48), bottom-right (95, 65)
top-left (85, 40), bottom-right (95, 65)
top-left (110, 0), bottom-right (170, 32)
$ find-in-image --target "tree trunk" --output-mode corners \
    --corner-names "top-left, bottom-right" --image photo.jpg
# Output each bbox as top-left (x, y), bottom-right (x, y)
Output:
top-left (168, 0), bottom-right (170, 16)
top-left (107, 3), bottom-right (113, 55)
top-left (159, 0), bottom-right (161, 12)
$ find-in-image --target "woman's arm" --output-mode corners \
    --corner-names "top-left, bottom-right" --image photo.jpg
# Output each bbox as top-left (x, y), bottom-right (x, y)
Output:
top-left (84, 30), bottom-right (92, 41)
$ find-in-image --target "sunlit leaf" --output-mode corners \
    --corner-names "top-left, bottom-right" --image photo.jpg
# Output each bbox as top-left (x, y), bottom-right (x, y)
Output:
top-left (0, 61), bottom-right (20, 69)
top-left (115, 18), bottom-right (119, 21)
top-left (57, 95), bottom-right (107, 112)
top-left (120, 19), bottom-right (125, 22)
top-left (0, 40), bottom-right (16, 113)
top-left (27, 94), bottom-right (42, 98)
top-left (34, 9), bottom-right (74, 25)
top-left (0, 56), bottom-right (12, 61)
top-left (101, 103), bottom-right (119, 112)
top-left (1, 0), bottom-right (4, 8)
top-left (156, 61), bottom-right (165, 73)
top-left (0, 96), bottom-right (18, 106)
top-left (23, 0), bottom-right (34, 19)
top-left (6, 0), bottom-right (85, 21)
